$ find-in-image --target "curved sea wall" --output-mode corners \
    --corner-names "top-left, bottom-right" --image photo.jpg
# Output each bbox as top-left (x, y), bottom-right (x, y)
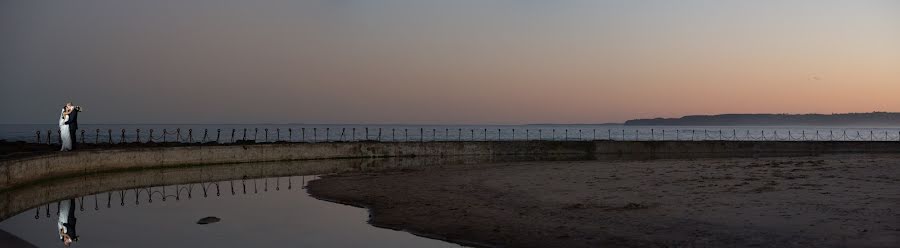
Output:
top-left (0, 141), bottom-right (589, 192)
top-left (2, 140), bottom-right (900, 192)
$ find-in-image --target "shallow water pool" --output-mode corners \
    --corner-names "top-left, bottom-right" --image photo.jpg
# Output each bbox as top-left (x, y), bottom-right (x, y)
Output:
top-left (0, 175), bottom-right (462, 248)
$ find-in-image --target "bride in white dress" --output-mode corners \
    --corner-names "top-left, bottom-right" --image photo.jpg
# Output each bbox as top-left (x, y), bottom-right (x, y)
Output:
top-left (59, 107), bottom-right (72, 151)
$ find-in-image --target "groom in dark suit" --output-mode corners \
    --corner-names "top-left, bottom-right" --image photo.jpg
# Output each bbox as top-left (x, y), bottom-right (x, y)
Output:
top-left (58, 198), bottom-right (78, 247)
top-left (64, 103), bottom-right (81, 150)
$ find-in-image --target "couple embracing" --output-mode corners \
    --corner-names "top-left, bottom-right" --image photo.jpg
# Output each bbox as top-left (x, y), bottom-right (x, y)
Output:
top-left (59, 102), bottom-right (82, 151)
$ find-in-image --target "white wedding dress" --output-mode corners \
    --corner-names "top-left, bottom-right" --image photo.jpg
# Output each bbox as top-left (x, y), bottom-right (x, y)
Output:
top-left (59, 109), bottom-right (72, 151)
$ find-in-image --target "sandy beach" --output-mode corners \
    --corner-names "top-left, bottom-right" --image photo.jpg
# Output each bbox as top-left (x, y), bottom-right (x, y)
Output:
top-left (308, 154), bottom-right (900, 248)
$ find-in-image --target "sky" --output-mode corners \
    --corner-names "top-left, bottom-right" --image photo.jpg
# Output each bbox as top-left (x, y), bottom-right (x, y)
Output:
top-left (1, 0), bottom-right (898, 124)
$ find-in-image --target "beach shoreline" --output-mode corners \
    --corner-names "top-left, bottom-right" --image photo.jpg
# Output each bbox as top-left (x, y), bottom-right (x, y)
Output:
top-left (308, 154), bottom-right (900, 247)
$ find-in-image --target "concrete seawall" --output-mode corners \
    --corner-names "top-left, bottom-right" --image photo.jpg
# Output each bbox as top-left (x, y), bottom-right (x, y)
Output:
top-left (2, 141), bottom-right (900, 192)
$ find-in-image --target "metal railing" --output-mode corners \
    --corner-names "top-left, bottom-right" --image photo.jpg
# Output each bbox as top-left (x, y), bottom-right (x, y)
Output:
top-left (29, 127), bottom-right (900, 145)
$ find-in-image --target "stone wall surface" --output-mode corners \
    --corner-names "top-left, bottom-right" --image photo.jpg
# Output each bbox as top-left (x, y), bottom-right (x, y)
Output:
top-left (3, 141), bottom-right (899, 192)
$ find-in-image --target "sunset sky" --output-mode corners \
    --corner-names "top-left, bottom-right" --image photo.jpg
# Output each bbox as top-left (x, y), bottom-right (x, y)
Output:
top-left (1, 0), bottom-right (898, 124)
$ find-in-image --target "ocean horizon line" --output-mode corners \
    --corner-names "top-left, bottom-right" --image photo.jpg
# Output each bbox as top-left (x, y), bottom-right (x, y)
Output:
top-left (1, 123), bottom-right (626, 126)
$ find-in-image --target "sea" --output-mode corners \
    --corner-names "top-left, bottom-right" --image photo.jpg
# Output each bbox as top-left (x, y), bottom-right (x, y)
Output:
top-left (4, 124), bottom-right (900, 143)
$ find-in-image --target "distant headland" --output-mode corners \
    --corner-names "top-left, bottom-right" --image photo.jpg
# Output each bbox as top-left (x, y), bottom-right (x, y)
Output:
top-left (624, 112), bottom-right (900, 126)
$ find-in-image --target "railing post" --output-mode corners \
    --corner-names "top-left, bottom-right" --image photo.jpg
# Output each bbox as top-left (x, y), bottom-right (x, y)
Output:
top-left (217, 129), bottom-right (221, 143)
top-left (433, 128), bottom-right (436, 141)
top-left (177, 128), bottom-right (182, 142)
top-left (365, 128), bottom-right (369, 140)
top-left (80, 130), bottom-right (85, 144)
top-left (108, 129), bottom-right (112, 144)
top-left (379, 128), bottom-right (383, 141)
top-left (301, 128), bottom-right (305, 142)
top-left (325, 128), bottom-right (330, 142)
top-left (121, 129), bottom-right (126, 143)
top-left (203, 129), bottom-right (208, 143)
top-left (96, 129), bottom-right (100, 144)
top-left (188, 129), bottom-right (194, 143)
top-left (47, 129), bottom-right (52, 145)
top-left (149, 129), bottom-right (154, 143)
top-left (313, 128), bottom-right (317, 142)
top-left (420, 128), bottom-right (424, 142)
top-left (276, 128), bottom-right (280, 142)
top-left (136, 129), bottom-right (141, 143)
top-left (36, 130), bottom-right (41, 144)
top-left (651, 129), bottom-right (654, 141)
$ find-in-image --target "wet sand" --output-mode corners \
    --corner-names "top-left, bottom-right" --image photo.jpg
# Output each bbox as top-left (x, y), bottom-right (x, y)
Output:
top-left (308, 154), bottom-right (900, 248)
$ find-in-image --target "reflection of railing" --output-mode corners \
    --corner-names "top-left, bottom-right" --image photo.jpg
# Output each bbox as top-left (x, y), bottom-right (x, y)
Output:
top-left (2, 155), bottom-right (559, 222)
top-left (31, 127), bottom-right (900, 145)
top-left (31, 176), bottom-right (311, 220)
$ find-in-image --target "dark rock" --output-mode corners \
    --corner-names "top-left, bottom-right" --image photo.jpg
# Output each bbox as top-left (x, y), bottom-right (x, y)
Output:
top-left (197, 216), bottom-right (221, 225)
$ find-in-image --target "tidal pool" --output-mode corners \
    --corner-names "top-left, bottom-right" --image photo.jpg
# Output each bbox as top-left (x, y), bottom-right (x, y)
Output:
top-left (0, 174), bottom-right (462, 247)
top-left (0, 154), bottom-right (575, 247)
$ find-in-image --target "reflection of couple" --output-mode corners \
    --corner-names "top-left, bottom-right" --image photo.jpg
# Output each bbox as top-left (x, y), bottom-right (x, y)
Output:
top-left (58, 103), bottom-right (81, 151)
top-left (58, 199), bottom-right (79, 247)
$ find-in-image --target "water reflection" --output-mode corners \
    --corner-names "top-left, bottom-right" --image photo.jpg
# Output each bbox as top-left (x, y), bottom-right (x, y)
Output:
top-left (3, 174), bottom-right (467, 247)
top-left (5, 155), bottom-right (599, 247)
top-left (57, 199), bottom-right (77, 247)
top-left (30, 176), bottom-right (313, 221)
